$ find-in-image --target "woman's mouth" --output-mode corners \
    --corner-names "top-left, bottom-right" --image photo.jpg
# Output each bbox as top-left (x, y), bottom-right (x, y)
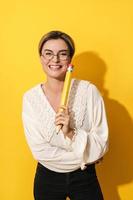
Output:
top-left (48, 65), bottom-right (62, 70)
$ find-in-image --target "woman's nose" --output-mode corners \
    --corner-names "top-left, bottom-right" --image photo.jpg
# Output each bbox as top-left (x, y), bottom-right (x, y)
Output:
top-left (52, 54), bottom-right (60, 62)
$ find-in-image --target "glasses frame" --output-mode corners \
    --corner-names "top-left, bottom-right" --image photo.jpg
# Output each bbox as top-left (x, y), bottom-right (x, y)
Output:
top-left (41, 49), bottom-right (70, 61)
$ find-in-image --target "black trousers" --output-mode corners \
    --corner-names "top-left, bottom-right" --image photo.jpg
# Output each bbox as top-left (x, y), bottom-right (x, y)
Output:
top-left (34, 162), bottom-right (104, 200)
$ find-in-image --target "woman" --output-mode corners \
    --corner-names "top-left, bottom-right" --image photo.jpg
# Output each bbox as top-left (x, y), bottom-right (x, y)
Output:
top-left (22, 30), bottom-right (108, 200)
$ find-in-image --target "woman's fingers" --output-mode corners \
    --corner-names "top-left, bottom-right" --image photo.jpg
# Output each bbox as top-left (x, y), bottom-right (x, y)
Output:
top-left (55, 106), bottom-right (71, 135)
top-left (55, 116), bottom-right (69, 125)
top-left (56, 112), bottom-right (65, 118)
top-left (55, 108), bottom-right (70, 125)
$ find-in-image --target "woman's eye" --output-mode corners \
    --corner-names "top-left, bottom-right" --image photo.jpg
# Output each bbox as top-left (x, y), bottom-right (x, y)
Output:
top-left (45, 52), bottom-right (52, 55)
top-left (60, 52), bottom-right (67, 56)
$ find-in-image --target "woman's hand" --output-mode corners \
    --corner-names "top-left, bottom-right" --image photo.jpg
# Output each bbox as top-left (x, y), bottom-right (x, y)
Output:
top-left (55, 106), bottom-right (74, 139)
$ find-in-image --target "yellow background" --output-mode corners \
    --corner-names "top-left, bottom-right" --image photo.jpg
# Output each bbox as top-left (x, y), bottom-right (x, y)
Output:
top-left (1, 1), bottom-right (133, 200)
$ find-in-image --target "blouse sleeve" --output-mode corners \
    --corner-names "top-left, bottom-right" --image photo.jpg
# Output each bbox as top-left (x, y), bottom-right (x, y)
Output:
top-left (71, 84), bottom-right (109, 167)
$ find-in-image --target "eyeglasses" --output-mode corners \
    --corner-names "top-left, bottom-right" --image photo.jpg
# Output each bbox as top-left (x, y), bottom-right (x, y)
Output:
top-left (41, 49), bottom-right (70, 61)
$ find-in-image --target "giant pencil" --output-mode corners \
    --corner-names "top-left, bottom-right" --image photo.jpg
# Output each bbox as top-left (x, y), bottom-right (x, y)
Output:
top-left (56, 64), bottom-right (74, 133)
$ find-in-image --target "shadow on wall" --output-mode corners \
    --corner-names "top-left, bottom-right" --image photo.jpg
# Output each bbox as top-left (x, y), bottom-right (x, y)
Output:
top-left (72, 52), bottom-right (133, 200)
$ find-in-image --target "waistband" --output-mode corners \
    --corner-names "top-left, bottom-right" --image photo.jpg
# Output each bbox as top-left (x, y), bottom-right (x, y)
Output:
top-left (37, 162), bottom-right (95, 175)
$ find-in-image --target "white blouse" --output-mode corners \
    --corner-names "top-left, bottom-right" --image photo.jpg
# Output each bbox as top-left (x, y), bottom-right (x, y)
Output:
top-left (22, 79), bottom-right (109, 172)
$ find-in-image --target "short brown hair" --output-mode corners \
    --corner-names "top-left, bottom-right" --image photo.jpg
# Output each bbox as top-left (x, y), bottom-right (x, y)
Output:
top-left (38, 30), bottom-right (75, 58)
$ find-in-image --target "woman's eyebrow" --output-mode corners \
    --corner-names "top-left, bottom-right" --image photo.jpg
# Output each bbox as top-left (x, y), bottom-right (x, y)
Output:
top-left (43, 49), bottom-right (53, 52)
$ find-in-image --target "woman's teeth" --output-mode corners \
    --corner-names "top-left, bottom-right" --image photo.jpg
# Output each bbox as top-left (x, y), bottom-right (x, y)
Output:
top-left (49, 65), bottom-right (62, 70)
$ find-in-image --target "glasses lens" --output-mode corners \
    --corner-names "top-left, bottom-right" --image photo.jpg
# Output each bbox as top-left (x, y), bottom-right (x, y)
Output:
top-left (58, 51), bottom-right (69, 60)
top-left (43, 51), bottom-right (53, 60)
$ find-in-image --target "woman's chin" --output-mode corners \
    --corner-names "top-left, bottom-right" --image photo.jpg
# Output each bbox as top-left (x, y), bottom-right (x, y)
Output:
top-left (48, 72), bottom-right (66, 80)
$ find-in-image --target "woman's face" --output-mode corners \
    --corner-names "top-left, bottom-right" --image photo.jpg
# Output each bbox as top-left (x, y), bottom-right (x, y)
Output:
top-left (40, 39), bottom-right (71, 80)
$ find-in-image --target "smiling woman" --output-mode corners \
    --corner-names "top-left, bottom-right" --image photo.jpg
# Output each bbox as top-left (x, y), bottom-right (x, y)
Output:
top-left (22, 30), bottom-right (108, 200)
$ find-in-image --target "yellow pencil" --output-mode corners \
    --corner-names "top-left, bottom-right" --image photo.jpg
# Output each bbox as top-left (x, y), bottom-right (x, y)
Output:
top-left (56, 64), bottom-right (74, 133)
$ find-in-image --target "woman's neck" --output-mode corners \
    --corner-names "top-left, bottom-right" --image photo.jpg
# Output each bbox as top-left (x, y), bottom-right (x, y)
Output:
top-left (44, 78), bottom-right (64, 95)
